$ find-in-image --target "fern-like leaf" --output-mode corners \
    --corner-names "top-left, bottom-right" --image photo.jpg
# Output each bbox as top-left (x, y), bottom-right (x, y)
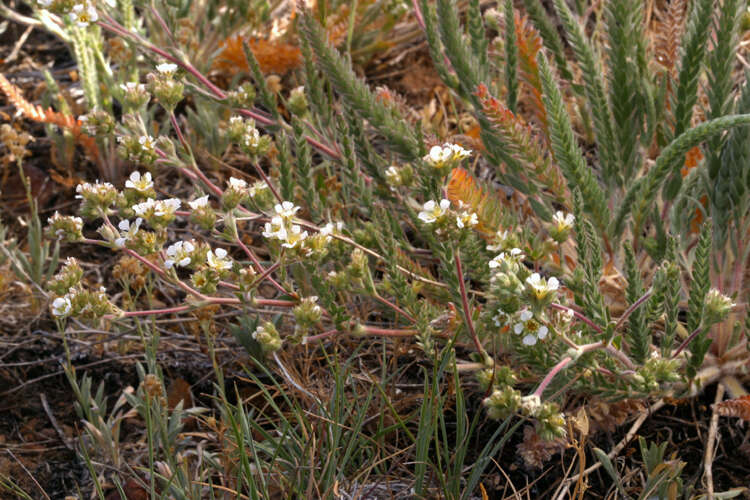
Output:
top-left (299, 12), bottom-right (421, 161)
top-left (553, 0), bottom-right (618, 184)
top-left (504, 0), bottom-right (519, 113)
top-left (537, 53), bottom-right (610, 232)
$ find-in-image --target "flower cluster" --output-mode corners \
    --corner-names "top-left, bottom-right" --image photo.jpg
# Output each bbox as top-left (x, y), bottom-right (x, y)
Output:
top-left (226, 82), bottom-right (256, 108)
top-left (132, 198), bottom-right (181, 228)
top-left (225, 117), bottom-right (273, 158)
top-left (48, 258), bottom-right (84, 296)
top-left (36, 0), bottom-right (114, 28)
top-left (385, 165), bottom-right (414, 189)
top-left (79, 110), bottom-right (115, 137)
top-left (422, 143), bottom-right (471, 173)
top-left (417, 199), bottom-right (478, 236)
top-left (252, 321), bottom-right (283, 354)
top-left (262, 201), bottom-right (310, 251)
top-left (47, 212), bottom-right (84, 242)
top-left (187, 195), bottom-right (217, 230)
top-left (120, 82), bottom-right (150, 110)
top-left (146, 63), bottom-right (184, 111)
top-left (50, 285), bottom-right (116, 321)
top-left (117, 135), bottom-right (159, 167)
top-left (76, 181), bottom-right (119, 216)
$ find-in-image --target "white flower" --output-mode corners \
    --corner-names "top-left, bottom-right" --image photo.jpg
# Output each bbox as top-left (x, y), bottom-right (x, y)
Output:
top-left (125, 171), bottom-right (153, 192)
top-left (188, 195), bottom-right (210, 210)
top-left (274, 201), bottom-right (301, 220)
top-left (418, 199), bottom-right (450, 224)
top-left (493, 311), bottom-right (510, 328)
top-left (456, 210), bottom-right (478, 229)
top-left (132, 198), bottom-right (180, 218)
top-left (447, 143), bottom-right (472, 161)
top-left (423, 143), bottom-right (471, 168)
top-left (160, 198), bottom-right (181, 215)
top-left (156, 63), bottom-right (178, 76)
top-left (103, 0), bottom-right (116, 8)
top-left (207, 248), bottom-right (232, 271)
top-left (229, 177), bottom-right (247, 189)
top-left (165, 240), bottom-right (195, 268)
top-left (488, 254), bottom-right (505, 269)
top-left (552, 211), bottom-right (575, 231)
top-left (69, 3), bottom-right (98, 27)
top-left (385, 166), bottom-right (401, 185)
top-left (425, 145), bottom-right (452, 166)
top-left (75, 180), bottom-right (116, 199)
top-left (132, 198), bottom-right (155, 216)
top-left (38, 0), bottom-right (53, 7)
top-left (51, 296), bottom-right (72, 317)
top-left (138, 135), bottom-right (155, 152)
top-left (243, 127), bottom-right (261, 148)
top-left (114, 218), bottom-right (142, 248)
top-left (248, 181), bottom-right (268, 197)
top-left (487, 229), bottom-right (511, 252)
top-left (281, 225), bottom-right (308, 248)
top-left (526, 273), bottom-right (559, 300)
top-left (513, 309), bottom-right (549, 346)
top-left (320, 221), bottom-right (344, 239)
top-left (263, 216), bottom-right (287, 240)
top-left (120, 82), bottom-right (145, 93)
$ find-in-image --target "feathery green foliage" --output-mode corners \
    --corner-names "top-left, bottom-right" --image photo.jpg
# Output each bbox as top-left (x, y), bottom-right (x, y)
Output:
top-left (298, 13), bottom-right (421, 160)
top-left (605, 0), bottom-right (645, 186)
top-left (663, 0), bottom-right (715, 200)
top-left (686, 223), bottom-right (713, 378)
top-left (624, 244), bottom-right (650, 363)
top-left (538, 53), bottom-right (609, 232)
top-left (503, 0), bottom-right (519, 113)
top-left (553, 0), bottom-right (617, 182)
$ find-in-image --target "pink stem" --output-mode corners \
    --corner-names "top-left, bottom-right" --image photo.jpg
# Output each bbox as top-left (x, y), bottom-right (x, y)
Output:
top-left (614, 289), bottom-right (652, 331)
top-left (121, 305), bottom-right (192, 316)
top-left (550, 303), bottom-right (603, 334)
top-left (533, 356), bottom-right (573, 397)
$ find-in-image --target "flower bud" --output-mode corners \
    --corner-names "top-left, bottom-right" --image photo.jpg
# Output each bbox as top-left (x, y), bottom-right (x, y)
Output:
top-left (47, 212), bottom-right (84, 242)
top-left (227, 82), bottom-right (256, 108)
top-left (483, 386), bottom-right (521, 420)
top-left (703, 288), bottom-right (735, 325)
top-left (347, 249), bottom-right (369, 279)
top-left (252, 321), bottom-right (282, 354)
top-left (120, 82), bottom-right (150, 111)
top-left (293, 296), bottom-right (323, 328)
top-left (287, 86), bottom-right (308, 116)
top-left (80, 109), bottom-right (115, 137)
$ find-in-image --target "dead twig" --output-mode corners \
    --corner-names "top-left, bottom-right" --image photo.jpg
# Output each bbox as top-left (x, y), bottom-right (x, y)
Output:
top-left (39, 393), bottom-right (73, 451)
top-left (704, 384), bottom-right (725, 500)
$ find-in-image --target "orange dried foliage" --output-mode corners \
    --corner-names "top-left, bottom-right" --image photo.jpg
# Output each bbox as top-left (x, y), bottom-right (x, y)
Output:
top-left (681, 146), bottom-right (703, 176)
top-left (475, 83), bottom-right (566, 201)
top-left (0, 73), bottom-right (99, 163)
top-left (514, 14), bottom-right (548, 136)
top-left (714, 395), bottom-right (750, 421)
top-left (681, 146), bottom-right (705, 233)
top-left (214, 36), bottom-right (302, 75)
top-left (446, 167), bottom-right (505, 233)
top-left (653, 0), bottom-right (687, 76)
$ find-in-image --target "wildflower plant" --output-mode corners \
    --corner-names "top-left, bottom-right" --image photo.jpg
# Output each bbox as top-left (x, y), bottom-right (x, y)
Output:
top-left (7, 0), bottom-right (748, 495)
